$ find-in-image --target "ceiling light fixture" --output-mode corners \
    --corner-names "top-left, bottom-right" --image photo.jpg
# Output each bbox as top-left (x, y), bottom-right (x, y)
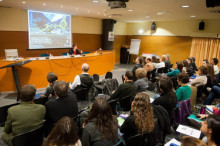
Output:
top-left (22, 1), bottom-right (26, 4)
top-left (190, 15), bottom-right (196, 17)
top-left (145, 16), bottom-right (150, 18)
top-left (97, 12), bottom-right (100, 15)
top-left (88, 10), bottom-right (90, 13)
top-left (43, 3), bottom-right (46, 6)
top-left (109, 15), bottom-right (112, 18)
top-left (60, 5), bottom-right (63, 8)
top-left (0, 0), bottom-right (3, 2)
top-left (92, 0), bottom-right (99, 2)
top-left (128, 9), bottom-right (133, 12)
top-left (182, 5), bottom-right (189, 8)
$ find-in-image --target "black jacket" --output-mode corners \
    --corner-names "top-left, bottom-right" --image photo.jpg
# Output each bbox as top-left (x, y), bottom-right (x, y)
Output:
top-left (45, 91), bottom-right (78, 127)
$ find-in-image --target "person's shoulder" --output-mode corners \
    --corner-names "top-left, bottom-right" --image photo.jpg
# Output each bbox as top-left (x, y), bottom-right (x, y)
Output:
top-left (45, 98), bottom-right (57, 106)
top-left (8, 104), bottom-right (20, 112)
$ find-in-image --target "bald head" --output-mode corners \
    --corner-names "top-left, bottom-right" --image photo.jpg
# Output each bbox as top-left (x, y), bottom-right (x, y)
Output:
top-left (81, 63), bottom-right (89, 73)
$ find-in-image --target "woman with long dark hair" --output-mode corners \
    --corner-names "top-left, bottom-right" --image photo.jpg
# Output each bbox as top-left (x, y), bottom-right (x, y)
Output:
top-left (120, 92), bottom-right (155, 143)
top-left (153, 77), bottom-right (177, 119)
top-left (82, 98), bottom-right (118, 146)
top-left (167, 61), bottom-right (183, 77)
top-left (200, 115), bottom-right (220, 146)
top-left (43, 116), bottom-right (81, 146)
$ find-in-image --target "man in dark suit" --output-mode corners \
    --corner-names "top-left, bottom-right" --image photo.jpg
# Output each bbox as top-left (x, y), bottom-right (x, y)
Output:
top-left (109, 71), bottom-right (138, 113)
top-left (1, 84), bottom-right (46, 146)
top-left (68, 44), bottom-right (82, 55)
top-left (45, 80), bottom-right (78, 134)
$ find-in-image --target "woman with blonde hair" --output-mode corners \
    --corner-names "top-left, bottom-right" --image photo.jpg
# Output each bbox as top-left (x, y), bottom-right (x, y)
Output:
top-left (135, 68), bottom-right (149, 92)
top-left (120, 92), bottom-right (154, 144)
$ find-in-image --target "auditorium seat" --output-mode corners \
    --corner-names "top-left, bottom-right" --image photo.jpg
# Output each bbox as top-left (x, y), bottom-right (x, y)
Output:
top-left (12, 126), bottom-right (44, 146)
top-left (40, 54), bottom-right (49, 57)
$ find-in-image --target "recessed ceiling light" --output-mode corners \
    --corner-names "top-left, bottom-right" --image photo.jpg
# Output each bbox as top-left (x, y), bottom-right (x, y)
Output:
top-left (60, 5), bottom-right (63, 8)
top-left (128, 9), bottom-right (133, 12)
top-left (43, 3), bottom-right (46, 6)
top-left (145, 16), bottom-right (150, 18)
top-left (182, 5), bottom-right (189, 8)
top-left (22, 1), bottom-right (26, 4)
top-left (75, 8), bottom-right (78, 11)
top-left (92, 0), bottom-right (99, 2)
top-left (88, 10), bottom-right (90, 13)
top-left (109, 15), bottom-right (112, 18)
top-left (0, 0), bottom-right (3, 2)
top-left (104, 14), bottom-right (106, 16)
top-left (190, 15), bottom-right (196, 17)
top-left (97, 12), bottom-right (100, 15)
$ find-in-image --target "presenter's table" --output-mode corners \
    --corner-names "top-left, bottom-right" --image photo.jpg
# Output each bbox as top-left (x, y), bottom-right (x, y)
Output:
top-left (0, 51), bottom-right (115, 92)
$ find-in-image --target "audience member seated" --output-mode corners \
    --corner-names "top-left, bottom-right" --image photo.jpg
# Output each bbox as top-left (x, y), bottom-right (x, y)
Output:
top-left (132, 56), bottom-right (143, 81)
top-left (211, 58), bottom-right (219, 75)
top-left (203, 59), bottom-right (209, 66)
top-left (204, 86), bottom-right (220, 106)
top-left (68, 44), bottom-right (82, 55)
top-left (191, 57), bottom-right (198, 71)
top-left (186, 58), bottom-right (196, 76)
top-left (200, 115), bottom-right (220, 146)
top-left (1, 84), bottom-right (46, 146)
top-left (182, 60), bottom-right (189, 73)
top-left (156, 55), bottom-right (166, 69)
top-left (82, 98), bottom-right (118, 146)
top-left (43, 116), bottom-right (81, 146)
top-left (204, 64), bottom-right (215, 96)
top-left (151, 56), bottom-right (157, 69)
top-left (180, 136), bottom-right (207, 146)
top-left (167, 61), bottom-right (183, 77)
top-left (45, 81), bottom-right (78, 134)
top-left (44, 72), bottom-right (58, 98)
top-left (191, 66), bottom-right (208, 87)
top-left (152, 77), bottom-right (177, 120)
top-left (69, 63), bottom-right (93, 90)
top-left (165, 55), bottom-right (171, 68)
top-left (175, 73), bottom-right (191, 102)
top-left (144, 58), bottom-right (153, 72)
top-left (135, 68), bottom-right (149, 92)
top-left (108, 71), bottom-right (137, 111)
top-left (120, 92), bottom-right (155, 144)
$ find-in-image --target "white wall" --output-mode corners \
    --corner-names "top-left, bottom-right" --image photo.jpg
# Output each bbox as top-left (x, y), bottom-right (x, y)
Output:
top-left (0, 7), bottom-right (102, 34)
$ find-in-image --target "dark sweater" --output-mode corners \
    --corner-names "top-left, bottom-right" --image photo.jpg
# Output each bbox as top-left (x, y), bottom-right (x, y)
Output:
top-left (152, 93), bottom-right (177, 118)
top-left (45, 91), bottom-right (78, 126)
top-left (82, 119), bottom-right (118, 146)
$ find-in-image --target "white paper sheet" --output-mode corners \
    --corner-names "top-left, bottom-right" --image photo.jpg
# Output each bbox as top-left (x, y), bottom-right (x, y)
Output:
top-left (176, 125), bottom-right (201, 139)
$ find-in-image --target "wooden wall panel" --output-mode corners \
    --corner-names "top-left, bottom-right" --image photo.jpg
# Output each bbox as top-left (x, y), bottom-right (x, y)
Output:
top-left (0, 31), bottom-right (101, 59)
top-left (126, 35), bottom-right (192, 65)
top-left (113, 35), bottom-right (127, 63)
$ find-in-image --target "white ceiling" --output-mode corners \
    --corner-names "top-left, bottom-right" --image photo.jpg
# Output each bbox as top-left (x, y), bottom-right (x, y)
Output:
top-left (0, 0), bottom-right (220, 22)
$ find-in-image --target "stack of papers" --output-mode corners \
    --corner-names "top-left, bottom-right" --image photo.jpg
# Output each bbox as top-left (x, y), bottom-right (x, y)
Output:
top-left (176, 125), bottom-right (201, 139)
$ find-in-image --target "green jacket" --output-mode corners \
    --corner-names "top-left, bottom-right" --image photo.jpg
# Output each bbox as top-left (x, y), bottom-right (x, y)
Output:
top-left (1, 101), bottom-right (46, 146)
top-left (175, 85), bottom-right (192, 102)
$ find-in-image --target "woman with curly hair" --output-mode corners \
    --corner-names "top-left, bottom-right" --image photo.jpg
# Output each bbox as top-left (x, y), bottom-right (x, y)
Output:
top-left (82, 98), bottom-right (118, 146)
top-left (120, 92), bottom-right (154, 143)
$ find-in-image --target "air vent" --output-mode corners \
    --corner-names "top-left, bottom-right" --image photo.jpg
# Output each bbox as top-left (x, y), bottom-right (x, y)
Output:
top-left (111, 14), bottom-right (123, 17)
top-left (0, 6), bottom-right (11, 8)
top-left (210, 10), bottom-right (220, 13)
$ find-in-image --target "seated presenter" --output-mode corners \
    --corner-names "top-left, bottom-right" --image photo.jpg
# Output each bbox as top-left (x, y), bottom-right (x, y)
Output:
top-left (68, 44), bottom-right (82, 55)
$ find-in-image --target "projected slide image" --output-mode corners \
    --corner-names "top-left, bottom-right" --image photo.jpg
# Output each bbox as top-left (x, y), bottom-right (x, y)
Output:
top-left (28, 10), bottom-right (71, 49)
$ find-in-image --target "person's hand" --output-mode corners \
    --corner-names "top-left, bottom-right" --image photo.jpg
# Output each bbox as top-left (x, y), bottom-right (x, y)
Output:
top-left (69, 83), bottom-right (72, 88)
top-left (213, 106), bottom-right (218, 110)
top-left (80, 50), bottom-right (83, 54)
top-left (82, 122), bottom-right (86, 128)
top-left (197, 114), bottom-right (207, 119)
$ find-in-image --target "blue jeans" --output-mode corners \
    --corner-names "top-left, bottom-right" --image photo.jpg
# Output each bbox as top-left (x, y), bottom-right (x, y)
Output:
top-left (204, 86), bottom-right (220, 105)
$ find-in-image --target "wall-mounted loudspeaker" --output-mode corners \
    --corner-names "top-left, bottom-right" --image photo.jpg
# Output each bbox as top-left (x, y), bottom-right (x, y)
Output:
top-left (151, 22), bottom-right (156, 30)
top-left (199, 20), bottom-right (205, 30)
